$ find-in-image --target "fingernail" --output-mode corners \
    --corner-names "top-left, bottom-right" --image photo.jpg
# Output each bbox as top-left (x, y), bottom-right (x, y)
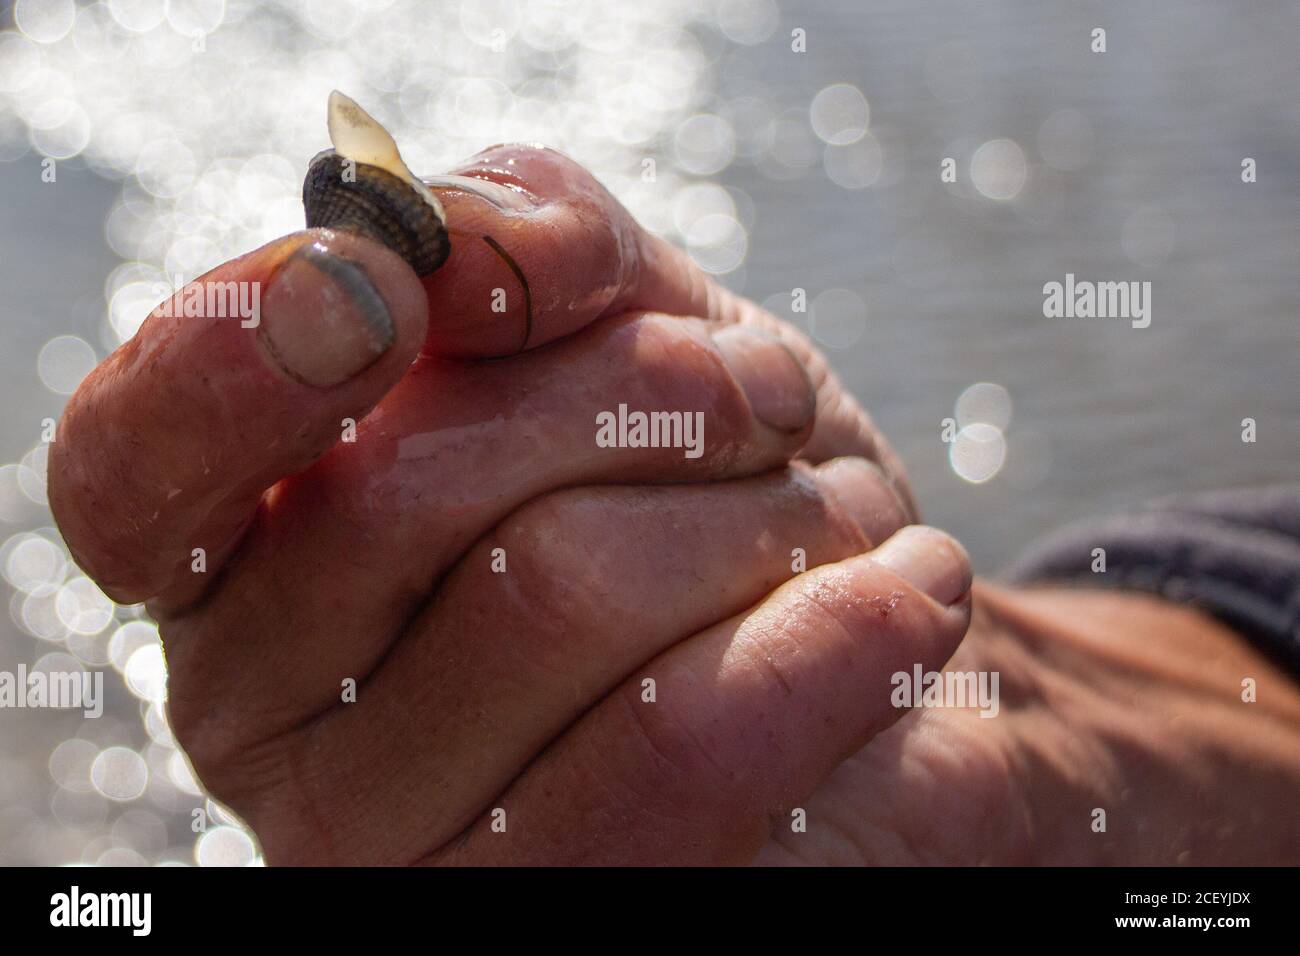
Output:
top-left (259, 245), bottom-right (395, 387)
top-left (873, 525), bottom-right (972, 605)
top-left (422, 173), bottom-right (535, 211)
top-left (818, 457), bottom-right (910, 547)
top-left (712, 326), bottom-right (816, 433)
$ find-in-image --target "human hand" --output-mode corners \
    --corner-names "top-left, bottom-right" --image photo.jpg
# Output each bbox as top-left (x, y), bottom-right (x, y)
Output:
top-left (760, 584), bottom-right (1300, 865)
top-left (49, 146), bottom-right (969, 864)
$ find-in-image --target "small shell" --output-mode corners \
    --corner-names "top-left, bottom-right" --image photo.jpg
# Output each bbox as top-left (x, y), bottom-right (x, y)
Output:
top-left (302, 92), bottom-right (450, 276)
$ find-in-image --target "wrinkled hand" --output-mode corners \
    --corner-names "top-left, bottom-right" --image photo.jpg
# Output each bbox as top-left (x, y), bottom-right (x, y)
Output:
top-left (763, 584), bottom-right (1300, 866)
top-left (50, 146), bottom-right (971, 864)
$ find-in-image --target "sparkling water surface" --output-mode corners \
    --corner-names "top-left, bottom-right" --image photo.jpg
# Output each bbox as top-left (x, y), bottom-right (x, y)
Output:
top-left (1, 0), bottom-right (1297, 864)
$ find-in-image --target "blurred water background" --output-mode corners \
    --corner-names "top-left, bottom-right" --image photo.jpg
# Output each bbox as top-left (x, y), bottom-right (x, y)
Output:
top-left (0, 0), bottom-right (1297, 865)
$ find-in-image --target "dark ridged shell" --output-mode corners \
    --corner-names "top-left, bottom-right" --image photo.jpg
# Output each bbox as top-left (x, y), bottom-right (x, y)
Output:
top-left (303, 149), bottom-right (450, 277)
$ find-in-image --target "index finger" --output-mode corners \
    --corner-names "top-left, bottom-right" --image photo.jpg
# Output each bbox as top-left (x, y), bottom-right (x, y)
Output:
top-left (414, 143), bottom-right (729, 357)
top-left (415, 144), bottom-right (917, 512)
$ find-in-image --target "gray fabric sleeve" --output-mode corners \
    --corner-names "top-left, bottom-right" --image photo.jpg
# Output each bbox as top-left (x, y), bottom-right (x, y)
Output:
top-left (1004, 486), bottom-right (1300, 677)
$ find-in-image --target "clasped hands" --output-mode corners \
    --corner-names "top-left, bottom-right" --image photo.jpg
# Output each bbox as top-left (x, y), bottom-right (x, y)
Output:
top-left (62, 146), bottom-right (1295, 866)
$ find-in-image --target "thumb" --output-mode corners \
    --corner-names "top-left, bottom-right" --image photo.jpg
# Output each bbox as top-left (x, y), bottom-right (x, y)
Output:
top-left (49, 229), bottom-right (427, 611)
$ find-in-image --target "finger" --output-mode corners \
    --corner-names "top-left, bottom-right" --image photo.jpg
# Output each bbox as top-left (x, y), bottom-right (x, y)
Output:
top-left (414, 143), bottom-right (736, 358)
top-left (48, 230), bottom-right (428, 609)
top-left (270, 457), bottom-right (909, 863)
top-left (425, 144), bottom-right (914, 511)
top-left (431, 525), bottom-right (972, 865)
top-left (714, 298), bottom-right (918, 515)
top-left (162, 312), bottom-right (820, 766)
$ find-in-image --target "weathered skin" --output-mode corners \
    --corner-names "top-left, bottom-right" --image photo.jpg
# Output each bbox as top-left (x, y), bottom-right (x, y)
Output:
top-left (50, 143), bottom-right (947, 864)
top-left (48, 142), bottom-right (1299, 866)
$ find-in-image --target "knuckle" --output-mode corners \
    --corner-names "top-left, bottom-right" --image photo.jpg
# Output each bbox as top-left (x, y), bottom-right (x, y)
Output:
top-left (600, 684), bottom-right (739, 831)
top-left (165, 670), bottom-right (248, 788)
top-left (164, 689), bottom-right (248, 802)
top-left (476, 492), bottom-right (607, 655)
top-left (626, 315), bottom-right (755, 432)
top-left (163, 625), bottom-right (296, 810)
top-left (166, 675), bottom-right (310, 857)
